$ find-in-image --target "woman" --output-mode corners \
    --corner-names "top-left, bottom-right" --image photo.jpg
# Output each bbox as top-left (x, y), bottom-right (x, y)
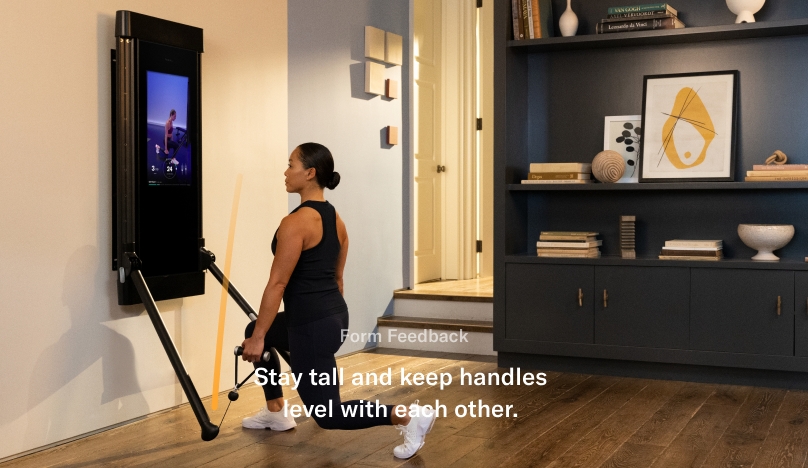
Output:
top-left (164, 109), bottom-right (179, 157)
top-left (240, 143), bottom-right (436, 459)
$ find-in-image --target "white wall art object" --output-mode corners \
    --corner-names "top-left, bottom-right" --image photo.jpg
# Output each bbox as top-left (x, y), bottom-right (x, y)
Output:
top-left (385, 31), bottom-right (403, 65)
top-left (364, 61), bottom-right (385, 95)
top-left (365, 25), bottom-right (385, 61)
top-left (604, 115), bottom-right (642, 183)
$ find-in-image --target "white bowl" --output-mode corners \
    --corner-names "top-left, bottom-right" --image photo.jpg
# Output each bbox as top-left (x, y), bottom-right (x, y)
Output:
top-left (737, 224), bottom-right (794, 261)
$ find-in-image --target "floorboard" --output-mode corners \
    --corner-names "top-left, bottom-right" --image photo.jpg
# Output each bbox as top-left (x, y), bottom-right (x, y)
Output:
top-left (5, 350), bottom-right (808, 468)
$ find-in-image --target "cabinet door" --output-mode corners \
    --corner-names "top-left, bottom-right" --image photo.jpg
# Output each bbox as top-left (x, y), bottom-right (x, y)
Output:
top-left (505, 264), bottom-right (593, 344)
top-left (691, 269), bottom-right (793, 356)
top-left (795, 272), bottom-right (808, 357)
top-left (594, 266), bottom-right (689, 349)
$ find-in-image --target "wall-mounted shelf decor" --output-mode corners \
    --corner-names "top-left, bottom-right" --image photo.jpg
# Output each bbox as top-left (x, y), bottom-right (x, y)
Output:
top-left (494, 0), bottom-right (808, 387)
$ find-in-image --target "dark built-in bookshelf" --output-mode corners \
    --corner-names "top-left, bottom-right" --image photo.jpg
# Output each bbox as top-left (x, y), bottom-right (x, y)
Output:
top-left (495, 0), bottom-right (808, 387)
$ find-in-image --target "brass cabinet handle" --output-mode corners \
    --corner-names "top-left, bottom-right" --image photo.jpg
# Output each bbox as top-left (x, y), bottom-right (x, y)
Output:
top-left (806, 298), bottom-right (807, 316)
top-left (578, 288), bottom-right (583, 307)
top-left (603, 290), bottom-right (608, 308)
top-left (777, 296), bottom-right (781, 316)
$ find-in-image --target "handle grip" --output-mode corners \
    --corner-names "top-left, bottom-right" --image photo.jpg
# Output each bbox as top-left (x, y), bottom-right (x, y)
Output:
top-left (235, 346), bottom-right (271, 362)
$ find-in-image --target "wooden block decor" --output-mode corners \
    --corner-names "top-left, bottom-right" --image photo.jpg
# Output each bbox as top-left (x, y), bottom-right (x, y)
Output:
top-left (386, 79), bottom-right (399, 99)
top-left (387, 126), bottom-right (399, 145)
top-left (620, 215), bottom-right (636, 259)
top-left (365, 61), bottom-right (385, 95)
top-left (385, 31), bottom-right (403, 65)
top-left (364, 26), bottom-right (385, 61)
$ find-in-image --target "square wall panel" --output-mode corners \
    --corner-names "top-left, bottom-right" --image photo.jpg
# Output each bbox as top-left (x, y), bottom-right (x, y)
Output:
top-left (385, 32), bottom-right (403, 65)
top-left (365, 26), bottom-right (385, 61)
top-left (365, 61), bottom-right (385, 95)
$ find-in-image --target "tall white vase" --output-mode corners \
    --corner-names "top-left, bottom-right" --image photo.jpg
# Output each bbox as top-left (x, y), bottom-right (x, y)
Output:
top-left (559, 0), bottom-right (578, 37)
top-left (726, 0), bottom-right (766, 23)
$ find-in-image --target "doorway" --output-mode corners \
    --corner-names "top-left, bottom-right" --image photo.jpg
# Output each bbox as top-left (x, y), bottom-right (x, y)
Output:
top-left (413, 0), bottom-right (493, 284)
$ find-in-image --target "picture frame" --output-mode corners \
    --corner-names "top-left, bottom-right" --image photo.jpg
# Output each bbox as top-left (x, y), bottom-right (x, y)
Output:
top-left (604, 115), bottom-right (642, 183)
top-left (639, 71), bottom-right (738, 182)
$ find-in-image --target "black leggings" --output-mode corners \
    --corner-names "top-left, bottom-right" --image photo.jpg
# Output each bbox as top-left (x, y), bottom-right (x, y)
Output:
top-left (244, 311), bottom-right (394, 430)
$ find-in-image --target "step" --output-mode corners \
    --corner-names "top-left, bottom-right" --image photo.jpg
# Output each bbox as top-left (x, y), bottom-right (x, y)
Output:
top-left (393, 291), bottom-right (493, 322)
top-left (376, 316), bottom-right (495, 356)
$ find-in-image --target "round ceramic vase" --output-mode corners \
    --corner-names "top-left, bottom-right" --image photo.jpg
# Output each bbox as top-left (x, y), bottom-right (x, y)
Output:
top-left (726, 0), bottom-right (766, 23)
top-left (559, 0), bottom-right (578, 37)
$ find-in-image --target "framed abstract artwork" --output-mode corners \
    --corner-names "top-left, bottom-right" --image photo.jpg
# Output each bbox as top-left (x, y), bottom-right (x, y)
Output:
top-left (639, 71), bottom-right (738, 182)
top-left (604, 115), bottom-right (642, 183)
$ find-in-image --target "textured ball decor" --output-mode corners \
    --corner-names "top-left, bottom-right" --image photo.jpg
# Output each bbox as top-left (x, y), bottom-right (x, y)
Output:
top-left (592, 150), bottom-right (626, 183)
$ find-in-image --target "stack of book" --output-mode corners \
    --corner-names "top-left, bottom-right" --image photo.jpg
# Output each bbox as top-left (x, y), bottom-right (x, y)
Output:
top-left (596, 3), bottom-right (684, 34)
top-left (522, 163), bottom-right (593, 185)
top-left (745, 164), bottom-right (808, 182)
top-left (659, 240), bottom-right (722, 261)
top-left (537, 232), bottom-right (602, 258)
top-left (511, 0), bottom-right (554, 40)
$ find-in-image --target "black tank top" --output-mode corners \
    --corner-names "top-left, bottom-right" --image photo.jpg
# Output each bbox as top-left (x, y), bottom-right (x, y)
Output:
top-left (271, 200), bottom-right (347, 326)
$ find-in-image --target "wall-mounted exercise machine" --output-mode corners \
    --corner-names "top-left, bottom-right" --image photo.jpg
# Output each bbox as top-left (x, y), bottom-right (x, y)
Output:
top-left (111, 11), bottom-right (290, 442)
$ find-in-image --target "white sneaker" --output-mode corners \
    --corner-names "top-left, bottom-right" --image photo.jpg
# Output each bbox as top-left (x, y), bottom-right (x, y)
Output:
top-left (242, 404), bottom-right (297, 431)
top-left (393, 400), bottom-right (437, 459)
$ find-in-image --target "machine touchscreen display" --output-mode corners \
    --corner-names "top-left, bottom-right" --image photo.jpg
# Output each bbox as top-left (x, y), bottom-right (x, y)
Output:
top-left (145, 71), bottom-right (192, 185)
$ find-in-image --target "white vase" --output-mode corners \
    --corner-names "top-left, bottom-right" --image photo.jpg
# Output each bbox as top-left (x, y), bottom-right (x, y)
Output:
top-left (726, 0), bottom-right (766, 23)
top-left (559, 0), bottom-right (578, 37)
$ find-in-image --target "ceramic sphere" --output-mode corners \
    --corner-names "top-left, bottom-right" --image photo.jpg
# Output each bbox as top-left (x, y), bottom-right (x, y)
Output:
top-left (592, 150), bottom-right (625, 183)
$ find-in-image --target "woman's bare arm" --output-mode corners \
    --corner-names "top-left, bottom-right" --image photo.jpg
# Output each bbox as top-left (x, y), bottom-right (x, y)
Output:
top-left (334, 212), bottom-right (349, 295)
top-left (241, 214), bottom-right (304, 362)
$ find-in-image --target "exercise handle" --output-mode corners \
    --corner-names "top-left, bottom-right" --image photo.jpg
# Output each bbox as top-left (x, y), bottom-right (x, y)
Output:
top-left (234, 345), bottom-right (271, 362)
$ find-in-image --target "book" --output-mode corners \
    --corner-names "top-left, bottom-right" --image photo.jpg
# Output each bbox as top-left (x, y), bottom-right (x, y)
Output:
top-left (537, 240), bottom-right (602, 248)
top-left (606, 9), bottom-right (676, 19)
top-left (752, 164), bottom-right (808, 171)
top-left (665, 240), bottom-right (722, 248)
top-left (607, 3), bottom-right (678, 15)
top-left (662, 246), bottom-right (721, 251)
top-left (530, 0), bottom-right (540, 38)
top-left (521, 179), bottom-right (594, 184)
top-left (745, 176), bottom-right (808, 182)
top-left (522, 0), bottom-right (531, 40)
top-left (538, 248), bottom-right (600, 255)
top-left (528, 172), bottom-right (591, 180)
top-left (512, 0), bottom-right (524, 40)
top-left (659, 255), bottom-right (721, 261)
top-left (540, 235), bottom-right (597, 241)
top-left (602, 12), bottom-right (676, 23)
top-left (747, 170), bottom-right (808, 177)
top-left (597, 17), bottom-right (684, 34)
top-left (537, 0), bottom-right (554, 38)
top-left (660, 248), bottom-right (722, 257)
top-left (541, 231), bottom-right (599, 236)
top-left (538, 252), bottom-right (601, 258)
top-left (529, 163), bottom-right (592, 172)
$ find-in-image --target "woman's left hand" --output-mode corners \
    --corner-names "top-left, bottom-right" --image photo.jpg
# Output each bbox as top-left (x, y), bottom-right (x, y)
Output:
top-left (241, 335), bottom-right (265, 363)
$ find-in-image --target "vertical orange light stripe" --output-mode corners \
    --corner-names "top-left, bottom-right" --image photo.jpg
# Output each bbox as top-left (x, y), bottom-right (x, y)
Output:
top-left (211, 174), bottom-right (243, 411)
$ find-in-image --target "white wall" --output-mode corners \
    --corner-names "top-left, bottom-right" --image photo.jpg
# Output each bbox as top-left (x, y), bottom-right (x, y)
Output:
top-left (287, 0), bottom-right (412, 354)
top-left (0, 1), bottom-right (288, 459)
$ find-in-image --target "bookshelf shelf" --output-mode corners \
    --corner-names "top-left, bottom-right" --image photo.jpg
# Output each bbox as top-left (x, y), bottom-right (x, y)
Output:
top-left (508, 182), bottom-right (808, 191)
top-left (508, 18), bottom-right (808, 52)
top-left (504, 254), bottom-right (808, 271)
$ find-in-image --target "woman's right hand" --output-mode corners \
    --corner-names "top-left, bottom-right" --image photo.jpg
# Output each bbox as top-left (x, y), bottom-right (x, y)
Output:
top-left (240, 335), bottom-right (265, 363)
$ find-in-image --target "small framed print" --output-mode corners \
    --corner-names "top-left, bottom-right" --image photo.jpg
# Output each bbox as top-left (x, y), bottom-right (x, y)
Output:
top-left (639, 70), bottom-right (739, 182)
top-left (604, 115), bottom-right (642, 183)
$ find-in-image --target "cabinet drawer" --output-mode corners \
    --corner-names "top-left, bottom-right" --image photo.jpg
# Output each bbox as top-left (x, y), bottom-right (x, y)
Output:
top-left (691, 269), bottom-right (793, 356)
top-left (595, 266), bottom-right (689, 349)
top-left (505, 264), bottom-right (593, 343)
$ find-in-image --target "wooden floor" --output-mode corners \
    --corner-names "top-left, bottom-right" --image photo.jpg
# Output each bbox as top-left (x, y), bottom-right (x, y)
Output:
top-left (6, 349), bottom-right (808, 467)
top-left (394, 277), bottom-right (493, 300)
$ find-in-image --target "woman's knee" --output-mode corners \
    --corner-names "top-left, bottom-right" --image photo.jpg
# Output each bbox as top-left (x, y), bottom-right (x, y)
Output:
top-left (312, 415), bottom-right (341, 430)
top-left (244, 321), bottom-right (256, 339)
